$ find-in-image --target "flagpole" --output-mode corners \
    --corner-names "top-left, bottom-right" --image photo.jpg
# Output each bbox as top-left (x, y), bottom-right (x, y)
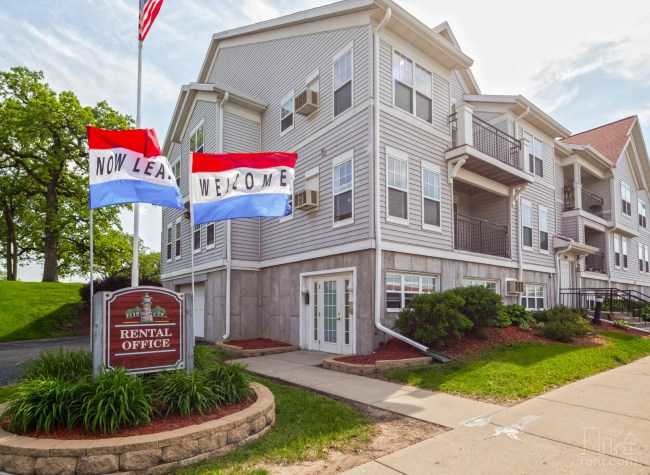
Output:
top-left (89, 208), bottom-right (94, 351)
top-left (189, 153), bottom-right (196, 315)
top-left (132, 39), bottom-right (143, 288)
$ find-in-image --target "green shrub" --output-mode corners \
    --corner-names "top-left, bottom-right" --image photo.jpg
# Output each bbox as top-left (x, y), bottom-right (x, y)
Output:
top-left (448, 286), bottom-right (503, 329)
top-left (3, 378), bottom-right (90, 433)
top-left (22, 350), bottom-right (92, 382)
top-left (497, 304), bottom-right (534, 330)
top-left (394, 291), bottom-right (473, 349)
top-left (81, 368), bottom-right (152, 434)
top-left (150, 370), bottom-right (219, 416)
top-left (206, 363), bottom-right (252, 405)
top-left (533, 306), bottom-right (591, 342)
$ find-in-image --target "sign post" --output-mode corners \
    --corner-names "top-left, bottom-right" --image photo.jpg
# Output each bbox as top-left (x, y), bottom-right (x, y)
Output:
top-left (92, 287), bottom-right (193, 377)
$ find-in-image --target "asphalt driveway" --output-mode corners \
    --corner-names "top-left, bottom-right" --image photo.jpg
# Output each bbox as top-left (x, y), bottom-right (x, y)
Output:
top-left (0, 336), bottom-right (88, 385)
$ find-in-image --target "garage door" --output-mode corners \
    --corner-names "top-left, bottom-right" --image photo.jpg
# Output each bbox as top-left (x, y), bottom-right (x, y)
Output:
top-left (179, 284), bottom-right (205, 338)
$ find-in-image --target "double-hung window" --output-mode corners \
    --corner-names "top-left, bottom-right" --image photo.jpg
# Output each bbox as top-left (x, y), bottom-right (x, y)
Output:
top-left (415, 65), bottom-right (432, 123)
top-left (189, 124), bottom-right (204, 153)
top-left (524, 132), bottom-right (544, 177)
top-left (333, 46), bottom-right (353, 116)
top-left (614, 234), bottom-right (621, 268)
top-left (385, 273), bottom-right (436, 311)
top-left (521, 284), bottom-right (545, 310)
top-left (166, 224), bottom-right (173, 262)
top-left (172, 158), bottom-right (181, 188)
top-left (193, 224), bottom-right (201, 253)
top-left (393, 51), bottom-right (413, 114)
top-left (522, 199), bottom-right (533, 247)
top-left (332, 151), bottom-right (353, 225)
top-left (645, 245), bottom-right (649, 273)
top-left (539, 205), bottom-right (549, 252)
top-left (640, 243), bottom-right (645, 272)
top-left (621, 182), bottom-right (632, 216)
top-left (206, 223), bottom-right (215, 249)
top-left (622, 236), bottom-right (629, 269)
top-left (463, 278), bottom-right (499, 294)
top-left (422, 163), bottom-right (441, 228)
top-left (639, 200), bottom-right (647, 228)
top-left (280, 92), bottom-right (294, 133)
top-left (174, 219), bottom-right (181, 259)
top-left (386, 149), bottom-right (408, 222)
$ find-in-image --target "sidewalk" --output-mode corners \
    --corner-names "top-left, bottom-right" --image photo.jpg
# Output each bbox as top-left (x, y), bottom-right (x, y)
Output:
top-left (346, 355), bottom-right (650, 474)
top-left (233, 350), bottom-right (502, 429)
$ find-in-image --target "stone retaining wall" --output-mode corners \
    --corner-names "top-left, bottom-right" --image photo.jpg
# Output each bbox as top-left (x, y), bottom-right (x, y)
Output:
top-left (0, 383), bottom-right (274, 475)
top-left (216, 342), bottom-right (298, 358)
top-left (322, 356), bottom-right (432, 375)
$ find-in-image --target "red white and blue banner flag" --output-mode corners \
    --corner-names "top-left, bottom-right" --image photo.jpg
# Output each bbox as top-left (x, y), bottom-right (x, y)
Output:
top-left (87, 127), bottom-right (183, 210)
top-left (190, 152), bottom-right (297, 224)
top-left (139, 0), bottom-right (164, 42)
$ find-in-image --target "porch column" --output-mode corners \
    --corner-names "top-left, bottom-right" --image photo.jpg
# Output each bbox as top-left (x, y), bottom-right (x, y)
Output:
top-left (456, 102), bottom-right (474, 147)
top-left (573, 162), bottom-right (582, 209)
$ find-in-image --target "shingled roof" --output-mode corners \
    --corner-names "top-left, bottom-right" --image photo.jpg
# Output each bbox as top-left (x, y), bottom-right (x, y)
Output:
top-left (562, 116), bottom-right (637, 164)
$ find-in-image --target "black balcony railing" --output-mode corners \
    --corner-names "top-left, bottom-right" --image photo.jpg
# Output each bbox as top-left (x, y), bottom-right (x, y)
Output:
top-left (454, 213), bottom-right (510, 258)
top-left (471, 116), bottom-right (522, 169)
top-left (585, 252), bottom-right (606, 273)
top-left (563, 187), bottom-right (607, 218)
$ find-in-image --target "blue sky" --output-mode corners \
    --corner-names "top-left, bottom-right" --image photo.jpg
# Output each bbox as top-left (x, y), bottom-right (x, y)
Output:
top-left (2, 0), bottom-right (650, 280)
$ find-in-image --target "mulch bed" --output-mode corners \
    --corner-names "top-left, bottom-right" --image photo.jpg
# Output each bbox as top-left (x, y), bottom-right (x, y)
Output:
top-left (1, 396), bottom-right (256, 440)
top-left (223, 338), bottom-right (292, 350)
top-left (334, 339), bottom-right (425, 365)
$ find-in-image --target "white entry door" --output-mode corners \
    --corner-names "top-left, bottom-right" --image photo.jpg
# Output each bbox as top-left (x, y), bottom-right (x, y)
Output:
top-left (307, 275), bottom-right (354, 354)
top-left (180, 284), bottom-right (205, 338)
top-left (559, 259), bottom-right (572, 289)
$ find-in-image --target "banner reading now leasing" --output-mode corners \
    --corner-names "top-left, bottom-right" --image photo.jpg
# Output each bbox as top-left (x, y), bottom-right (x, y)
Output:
top-left (190, 152), bottom-right (297, 224)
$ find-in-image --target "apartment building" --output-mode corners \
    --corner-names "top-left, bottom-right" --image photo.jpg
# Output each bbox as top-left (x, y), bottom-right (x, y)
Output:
top-left (160, 0), bottom-right (650, 355)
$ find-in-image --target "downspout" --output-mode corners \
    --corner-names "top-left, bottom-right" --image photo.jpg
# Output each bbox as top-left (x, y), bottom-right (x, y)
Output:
top-left (219, 92), bottom-right (231, 340)
top-left (513, 106), bottom-right (530, 283)
top-left (372, 8), bottom-right (441, 359)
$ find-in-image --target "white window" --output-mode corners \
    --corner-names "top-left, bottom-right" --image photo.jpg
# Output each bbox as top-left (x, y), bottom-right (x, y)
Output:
top-left (280, 91), bottom-right (294, 133)
top-left (386, 149), bottom-right (408, 222)
top-left (172, 158), bottom-right (181, 188)
top-left (174, 218), bottom-right (182, 259)
top-left (523, 132), bottom-right (544, 177)
top-left (622, 236), bottom-right (629, 269)
top-left (166, 224), bottom-right (173, 262)
top-left (193, 224), bottom-right (201, 253)
top-left (385, 273), bottom-right (437, 311)
top-left (639, 200), bottom-right (647, 228)
top-left (333, 46), bottom-right (353, 116)
top-left (614, 234), bottom-right (621, 268)
top-left (645, 245), bottom-right (649, 273)
top-left (206, 223), bottom-right (215, 249)
top-left (640, 243), bottom-right (645, 272)
top-left (539, 206), bottom-right (549, 252)
top-left (621, 182), bottom-right (632, 216)
top-left (522, 199), bottom-right (533, 248)
top-left (393, 51), bottom-right (413, 114)
top-left (521, 284), bottom-right (545, 310)
top-left (415, 65), bottom-right (432, 123)
top-left (421, 163), bottom-right (441, 229)
top-left (463, 278), bottom-right (499, 294)
top-left (189, 124), bottom-right (204, 153)
top-left (333, 151), bottom-right (353, 226)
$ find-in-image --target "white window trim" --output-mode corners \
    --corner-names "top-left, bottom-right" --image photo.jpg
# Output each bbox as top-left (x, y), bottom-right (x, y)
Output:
top-left (205, 223), bottom-right (216, 250)
top-left (332, 150), bottom-right (354, 229)
top-left (639, 199), bottom-right (647, 228)
top-left (391, 48), bottom-right (433, 125)
top-left (385, 147), bottom-right (409, 225)
top-left (645, 244), bottom-right (649, 273)
top-left (538, 205), bottom-right (549, 255)
top-left (193, 224), bottom-right (202, 254)
top-left (622, 236), bottom-right (629, 270)
top-left (521, 284), bottom-right (546, 311)
top-left (174, 217), bottom-right (182, 261)
top-left (521, 198), bottom-right (534, 250)
top-left (385, 272), bottom-right (438, 312)
top-left (463, 278), bottom-right (500, 294)
top-left (621, 181), bottom-right (632, 217)
top-left (332, 42), bottom-right (354, 117)
top-left (640, 242), bottom-right (645, 272)
top-left (172, 156), bottom-right (181, 189)
top-left (166, 223), bottom-right (173, 263)
top-left (421, 161), bottom-right (441, 232)
top-left (188, 119), bottom-right (205, 153)
top-left (522, 130), bottom-right (544, 177)
top-left (614, 234), bottom-right (621, 269)
top-left (280, 90), bottom-right (295, 136)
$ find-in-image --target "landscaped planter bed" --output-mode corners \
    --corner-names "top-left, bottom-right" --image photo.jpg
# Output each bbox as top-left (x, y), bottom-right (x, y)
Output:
top-left (323, 340), bottom-right (432, 375)
top-left (0, 382), bottom-right (275, 475)
top-left (217, 338), bottom-right (297, 357)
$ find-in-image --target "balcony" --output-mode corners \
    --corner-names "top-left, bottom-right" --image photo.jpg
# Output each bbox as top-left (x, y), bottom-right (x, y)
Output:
top-left (447, 104), bottom-right (533, 187)
top-left (564, 187), bottom-right (608, 219)
top-left (585, 252), bottom-right (606, 274)
top-left (454, 213), bottom-right (510, 258)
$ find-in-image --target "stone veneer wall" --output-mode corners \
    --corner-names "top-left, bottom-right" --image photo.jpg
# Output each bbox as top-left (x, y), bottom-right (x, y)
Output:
top-left (0, 383), bottom-right (274, 475)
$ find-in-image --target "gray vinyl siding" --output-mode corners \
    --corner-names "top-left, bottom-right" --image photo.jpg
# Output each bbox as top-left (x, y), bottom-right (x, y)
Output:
top-left (209, 25), bottom-right (372, 152)
top-left (614, 153), bottom-right (637, 228)
top-left (561, 215), bottom-right (581, 242)
top-left (449, 71), bottom-right (464, 107)
top-left (260, 106), bottom-right (373, 259)
top-left (223, 110), bottom-right (262, 261)
top-left (180, 100), bottom-right (218, 195)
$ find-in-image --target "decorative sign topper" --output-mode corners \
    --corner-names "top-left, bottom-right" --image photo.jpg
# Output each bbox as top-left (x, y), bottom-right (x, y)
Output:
top-left (92, 286), bottom-right (193, 375)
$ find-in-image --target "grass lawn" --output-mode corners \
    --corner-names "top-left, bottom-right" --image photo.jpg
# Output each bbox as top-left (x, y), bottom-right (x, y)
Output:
top-left (177, 376), bottom-right (373, 475)
top-left (0, 281), bottom-right (84, 342)
top-left (387, 330), bottom-right (650, 403)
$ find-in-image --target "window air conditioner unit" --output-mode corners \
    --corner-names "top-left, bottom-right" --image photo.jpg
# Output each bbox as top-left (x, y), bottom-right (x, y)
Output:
top-left (294, 189), bottom-right (319, 210)
top-left (295, 90), bottom-right (319, 116)
top-left (506, 280), bottom-right (524, 295)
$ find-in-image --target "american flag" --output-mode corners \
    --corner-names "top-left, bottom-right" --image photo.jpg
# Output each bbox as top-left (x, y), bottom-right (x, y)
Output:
top-left (139, 0), bottom-right (164, 42)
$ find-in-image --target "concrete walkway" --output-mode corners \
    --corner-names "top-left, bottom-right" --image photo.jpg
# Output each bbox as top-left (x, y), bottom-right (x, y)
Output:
top-left (233, 351), bottom-right (503, 429)
top-left (346, 355), bottom-right (650, 474)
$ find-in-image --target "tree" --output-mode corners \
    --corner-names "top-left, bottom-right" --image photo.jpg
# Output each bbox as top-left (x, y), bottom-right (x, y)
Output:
top-left (0, 67), bottom-right (132, 281)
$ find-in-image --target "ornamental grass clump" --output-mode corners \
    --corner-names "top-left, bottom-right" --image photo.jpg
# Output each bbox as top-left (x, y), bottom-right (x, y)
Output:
top-left (206, 363), bottom-right (253, 405)
top-left (150, 369), bottom-right (219, 416)
top-left (22, 350), bottom-right (92, 381)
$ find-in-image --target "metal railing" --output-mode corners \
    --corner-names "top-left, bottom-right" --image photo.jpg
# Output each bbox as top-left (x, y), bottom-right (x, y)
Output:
top-left (454, 213), bottom-right (510, 258)
top-left (563, 187), bottom-right (607, 218)
top-left (559, 287), bottom-right (650, 328)
top-left (449, 113), bottom-right (522, 170)
top-left (585, 252), bottom-right (606, 274)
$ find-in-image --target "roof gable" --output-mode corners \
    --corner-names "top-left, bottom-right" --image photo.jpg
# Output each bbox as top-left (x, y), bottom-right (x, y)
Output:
top-left (562, 116), bottom-right (637, 165)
